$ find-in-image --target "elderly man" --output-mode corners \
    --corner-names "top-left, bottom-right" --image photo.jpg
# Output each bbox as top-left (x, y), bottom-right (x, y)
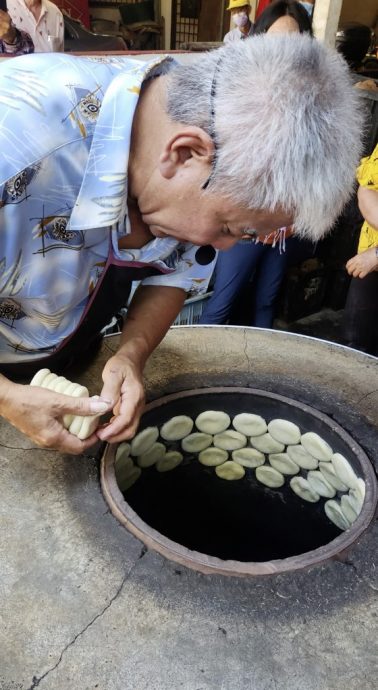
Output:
top-left (0, 7), bottom-right (33, 53)
top-left (7, 0), bottom-right (63, 51)
top-left (224, 0), bottom-right (253, 43)
top-left (0, 35), bottom-right (363, 453)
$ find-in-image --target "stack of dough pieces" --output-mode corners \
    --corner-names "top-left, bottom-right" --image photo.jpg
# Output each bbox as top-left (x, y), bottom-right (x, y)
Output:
top-left (30, 368), bottom-right (103, 440)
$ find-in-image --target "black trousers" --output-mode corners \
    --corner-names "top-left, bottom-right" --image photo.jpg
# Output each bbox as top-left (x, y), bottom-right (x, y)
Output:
top-left (342, 272), bottom-right (378, 356)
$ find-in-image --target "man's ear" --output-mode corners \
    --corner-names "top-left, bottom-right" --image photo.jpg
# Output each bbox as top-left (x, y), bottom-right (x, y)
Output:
top-left (159, 126), bottom-right (214, 179)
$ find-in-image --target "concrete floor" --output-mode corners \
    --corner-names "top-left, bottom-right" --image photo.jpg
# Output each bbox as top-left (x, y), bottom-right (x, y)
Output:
top-left (1, 327), bottom-right (377, 690)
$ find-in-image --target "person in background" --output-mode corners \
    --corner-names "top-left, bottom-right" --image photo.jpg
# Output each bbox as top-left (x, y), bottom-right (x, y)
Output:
top-left (7, 0), bottom-right (63, 52)
top-left (0, 6), bottom-right (33, 54)
top-left (224, 0), bottom-right (253, 43)
top-left (343, 143), bottom-right (378, 356)
top-left (200, 1), bottom-right (313, 329)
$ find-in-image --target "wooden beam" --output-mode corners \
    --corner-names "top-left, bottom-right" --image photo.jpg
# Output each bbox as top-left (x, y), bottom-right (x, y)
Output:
top-left (312, 0), bottom-right (343, 47)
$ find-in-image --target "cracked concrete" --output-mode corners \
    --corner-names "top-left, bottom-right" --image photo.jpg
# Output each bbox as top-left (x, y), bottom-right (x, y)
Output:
top-left (0, 327), bottom-right (377, 690)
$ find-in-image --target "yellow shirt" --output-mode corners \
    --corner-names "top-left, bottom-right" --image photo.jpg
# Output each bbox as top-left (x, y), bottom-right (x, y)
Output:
top-left (356, 143), bottom-right (378, 253)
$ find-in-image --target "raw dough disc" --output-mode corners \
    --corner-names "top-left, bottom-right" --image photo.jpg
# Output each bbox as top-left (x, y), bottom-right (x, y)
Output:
top-left (118, 465), bottom-right (141, 492)
top-left (115, 456), bottom-right (140, 492)
top-left (30, 368), bottom-right (51, 387)
top-left (76, 412), bottom-right (101, 440)
top-left (250, 433), bottom-right (285, 454)
top-left (287, 444), bottom-right (318, 470)
top-left (115, 442), bottom-right (131, 463)
top-left (137, 442), bottom-right (166, 468)
top-left (268, 419), bottom-right (301, 446)
top-left (232, 447), bottom-right (265, 468)
top-left (215, 461), bottom-right (245, 481)
top-left (51, 377), bottom-right (71, 393)
top-left (306, 470), bottom-right (336, 498)
top-left (131, 427), bottom-right (159, 456)
top-left (289, 476), bottom-right (320, 503)
top-left (255, 465), bottom-right (285, 488)
top-left (232, 413), bottom-right (267, 437)
top-left (64, 383), bottom-right (90, 430)
top-left (41, 372), bottom-right (58, 389)
top-left (156, 451), bottom-right (183, 472)
top-left (324, 500), bottom-right (350, 531)
top-left (349, 478), bottom-right (365, 514)
top-left (340, 494), bottom-right (358, 524)
top-left (300, 432), bottom-right (333, 462)
top-left (331, 453), bottom-right (359, 490)
top-left (213, 430), bottom-right (247, 451)
top-left (160, 415), bottom-right (194, 442)
top-left (195, 410), bottom-right (230, 435)
top-left (198, 447), bottom-right (228, 467)
top-left (269, 453), bottom-right (299, 475)
top-left (181, 433), bottom-right (212, 453)
top-left (318, 461), bottom-right (348, 492)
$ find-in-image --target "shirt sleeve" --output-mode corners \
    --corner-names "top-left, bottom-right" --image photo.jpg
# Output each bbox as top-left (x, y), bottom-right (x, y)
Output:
top-left (0, 28), bottom-right (34, 55)
top-left (141, 243), bottom-right (217, 296)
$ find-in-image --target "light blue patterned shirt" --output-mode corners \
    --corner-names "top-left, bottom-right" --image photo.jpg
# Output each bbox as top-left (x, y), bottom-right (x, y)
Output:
top-left (0, 53), bottom-right (216, 363)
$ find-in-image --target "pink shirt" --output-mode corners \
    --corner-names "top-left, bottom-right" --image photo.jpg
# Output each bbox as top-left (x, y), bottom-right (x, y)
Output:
top-left (7, 0), bottom-right (64, 52)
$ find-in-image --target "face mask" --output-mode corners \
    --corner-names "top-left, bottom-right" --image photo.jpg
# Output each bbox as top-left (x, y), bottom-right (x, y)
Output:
top-left (233, 12), bottom-right (249, 28)
top-left (300, 2), bottom-right (313, 16)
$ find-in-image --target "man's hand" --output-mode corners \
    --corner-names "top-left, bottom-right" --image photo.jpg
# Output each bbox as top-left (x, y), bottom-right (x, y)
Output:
top-left (96, 352), bottom-right (145, 443)
top-left (0, 379), bottom-right (112, 453)
top-left (0, 10), bottom-right (16, 43)
top-left (346, 247), bottom-right (378, 279)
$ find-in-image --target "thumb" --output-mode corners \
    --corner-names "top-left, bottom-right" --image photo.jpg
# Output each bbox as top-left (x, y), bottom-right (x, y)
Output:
top-left (60, 394), bottom-right (113, 417)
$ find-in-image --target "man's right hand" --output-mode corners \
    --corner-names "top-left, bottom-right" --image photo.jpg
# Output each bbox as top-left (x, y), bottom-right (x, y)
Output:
top-left (0, 10), bottom-right (16, 43)
top-left (0, 378), bottom-right (112, 453)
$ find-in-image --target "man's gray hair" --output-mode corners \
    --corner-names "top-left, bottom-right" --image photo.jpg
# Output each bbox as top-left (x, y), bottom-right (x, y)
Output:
top-left (166, 34), bottom-right (365, 240)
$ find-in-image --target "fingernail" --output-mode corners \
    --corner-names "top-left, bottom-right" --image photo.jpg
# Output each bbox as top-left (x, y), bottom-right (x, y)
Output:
top-left (89, 398), bottom-right (112, 413)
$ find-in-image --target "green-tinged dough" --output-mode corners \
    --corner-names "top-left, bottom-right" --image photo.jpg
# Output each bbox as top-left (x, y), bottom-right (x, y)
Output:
top-left (198, 447), bottom-right (228, 467)
top-left (268, 419), bottom-right (301, 445)
top-left (318, 461), bottom-right (348, 492)
top-left (255, 465), bottom-right (285, 488)
top-left (287, 444), bottom-right (318, 470)
top-left (137, 442), bottom-right (166, 468)
top-left (156, 451), bottom-right (183, 472)
top-left (181, 433), bottom-right (212, 453)
top-left (289, 476), bottom-right (320, 503)
top-left (213, 430), bottom-right (247, 451)
top-left (250, 433), bottom-right (285, 454)
top-left (324, 499), bottom-right (350, 531)
top-left (115, 442), bottom-right (131, 463)
top-left (232, 413), bottom-right (267, 437)
top-left (118, 465), bottom-right (141, 492)
top-left (349, 478), bottom-right (365, 514)
top-left (160, 415), bottom-right (194, 441)
top-left (232, 447), bottom-right (265, 468)
top-left (307, 470), bottom-right (336, 498)
top-left (115, 455), bottom-right (139, 491)
top-left (301, 432), bottom-right (333, 462)
top-left (331, 453), bottom-right (359, 490)
top-left (215, 461), bottom-right (245, 481)
top-left (269, 453), bottom-right (299, 475)
top-left (340, 494), bottom-right (358, 524)
top-left (195, 410), bottom-right (230, 434)
top-left (131, 426), bottom-right (159, 456)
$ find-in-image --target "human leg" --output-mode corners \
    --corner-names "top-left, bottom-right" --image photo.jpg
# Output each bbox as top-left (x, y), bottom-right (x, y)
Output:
top-left (342, 272), bottom-right (378, 355)
top-left (250, 243), bottom-right (290, 328)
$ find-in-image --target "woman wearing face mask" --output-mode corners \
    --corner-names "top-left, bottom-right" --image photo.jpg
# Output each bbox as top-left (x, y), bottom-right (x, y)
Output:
top-left (224, 0), bottom-right (253, 44)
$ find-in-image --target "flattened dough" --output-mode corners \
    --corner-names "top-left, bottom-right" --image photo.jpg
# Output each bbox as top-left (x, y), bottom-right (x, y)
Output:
top-left (300, 432), bottom-right (333, 462)
top-left (331, 453), bottom-right (359, 489)
top-left (195, 410), bottom-right (230, 435)
top-left (131, 426), bottom-right (159, 456)
top-left (255, 465), bottom-right (285, 488)
top-left (115, 442), bottom-right (131, 463)
top-left (289, 476), bottom-right (320, 503)
top-left (232, 447), bottom-right (265, 468)
top-left (115, 456), bottom-right (141, 492)
top-left (160, 415), bottom-right (194, 442)
top-left (269, 453), bottom-right (299, 475)
top-left (324, 499), bottom-right (350, 531)
top-left (198, 447), bottom-right (228, 467)
top-left (307, 470), bottom-right (336, 498)
top-left (181, 433), bottom-right (212, 453)
top-left (137, 442), bottom-right (166, 468)
top-left (215, 461), bottom-right (245, 481)
top-left (287, 444), bottom-right (318, 470)
top-left (232, 413), bottom-right (267, 437)
top-left (250, 433), bottom-right (285, 454)
top-left (318, 461), bottom-right (348, 492)
top-left (268, 419), bottom-right (301, 446)
top-left (340, 494), bottom-right (358, 524)
top-left (213, 430), bottom-right (247, 451)
top-left (30, 368), bottom-right (51, 387)
top-left (349, 478), bottom-right (365, 514)
top-left (156, 451), bottom-right (183, 472)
